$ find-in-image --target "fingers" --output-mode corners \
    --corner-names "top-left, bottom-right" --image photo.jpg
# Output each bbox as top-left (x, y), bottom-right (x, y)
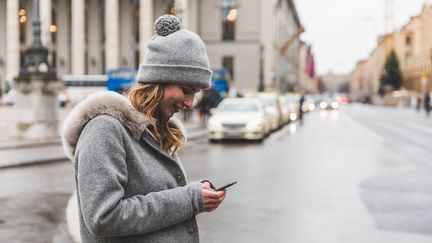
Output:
top-left (202, 188), bottom-right (226, 212)
top-left (202, 181), bottom-right (212, 190)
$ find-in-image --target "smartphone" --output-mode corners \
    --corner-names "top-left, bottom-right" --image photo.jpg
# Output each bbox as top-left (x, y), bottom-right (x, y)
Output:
top-left (215, 181), bottom-right (237, 191)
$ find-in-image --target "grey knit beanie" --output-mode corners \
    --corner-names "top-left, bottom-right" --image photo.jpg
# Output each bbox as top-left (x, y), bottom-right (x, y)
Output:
top-left (136, 15), bottom-right (212, 89)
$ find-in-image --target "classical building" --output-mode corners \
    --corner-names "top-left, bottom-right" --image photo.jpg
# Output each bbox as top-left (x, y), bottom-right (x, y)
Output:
top-left (349, 33), bottom-right (395, 98)
top-left (0, 0), bottom-right (302, 94)
top-left (0, 0), bottom-right (179, 79)
top-left (186, 0), bottom-right (302, 93)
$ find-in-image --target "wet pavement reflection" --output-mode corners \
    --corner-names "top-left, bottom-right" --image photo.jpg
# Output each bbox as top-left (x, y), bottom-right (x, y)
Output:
top-left (182, 105), bottom-right (432, 243)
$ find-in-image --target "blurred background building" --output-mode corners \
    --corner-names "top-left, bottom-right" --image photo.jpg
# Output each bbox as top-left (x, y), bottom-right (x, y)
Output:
top-left (350, 3), bottom-right (432, 100)
top-left (0, 0), bottom-right (309, 95)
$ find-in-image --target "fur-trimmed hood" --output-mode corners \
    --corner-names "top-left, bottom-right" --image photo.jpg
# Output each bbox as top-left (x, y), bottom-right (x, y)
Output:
top-left (60, 91), bottom-right (186, 160)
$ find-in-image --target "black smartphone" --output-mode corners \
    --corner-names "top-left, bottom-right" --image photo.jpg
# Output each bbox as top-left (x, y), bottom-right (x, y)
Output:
top-left (215, 181), bottom-right (237, 191)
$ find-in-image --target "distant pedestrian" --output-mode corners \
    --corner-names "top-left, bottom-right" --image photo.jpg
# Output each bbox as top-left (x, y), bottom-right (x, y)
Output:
top-left (298, 93), bottom-right (305, 121)
top-left (196, 87), bottom-right (221, 125)
top-left (424, 92), bottom-right (431, 116)
top-left (416, 94), bottom-right (422, 112)
top-left (61, 15), bottom-right (226, 243)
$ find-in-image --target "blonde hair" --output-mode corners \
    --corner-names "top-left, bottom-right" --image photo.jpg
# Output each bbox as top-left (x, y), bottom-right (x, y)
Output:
top-left (128, 82), bottom-right (184, 154)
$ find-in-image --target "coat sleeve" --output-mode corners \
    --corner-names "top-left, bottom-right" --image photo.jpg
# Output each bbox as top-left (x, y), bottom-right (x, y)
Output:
top-left (75, 116), bottom-right (203, 237)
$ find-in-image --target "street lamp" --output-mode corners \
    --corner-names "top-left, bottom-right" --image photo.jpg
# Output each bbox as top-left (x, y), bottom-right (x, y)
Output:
top-left (14, 0), bottom-right (59, 140)
top-left (18, 0), bottom-right (55, 77)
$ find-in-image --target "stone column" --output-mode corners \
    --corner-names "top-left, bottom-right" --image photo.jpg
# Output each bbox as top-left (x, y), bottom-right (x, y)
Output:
top-left (6, 0), bottom-right (20, 79)
top-left (0, 0), bottom-right (6, 77)
top-left (71, 0), bottom-right (85, 74)
top-left (39, 0), bottom-right (52, 47)
top-left (87, 0), bottom-right (103, 74)
top-left (105, 0), bottom-right (119, 71)
top-left (119, 0), bottom-right (132, 68)
top-left (175, 0), bottom-right (188, 28)
top-left (56, 0), bottom-right (71, 75)
top-left (139, 0), bottom-right (154, 63)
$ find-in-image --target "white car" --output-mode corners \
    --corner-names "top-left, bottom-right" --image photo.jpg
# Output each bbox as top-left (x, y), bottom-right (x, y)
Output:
top-left (207, 98), bottom-right (270, 142)
top-left (279, 94), bottom-right (300, 123)
top-left (257, 92), bottom-right (283, 131)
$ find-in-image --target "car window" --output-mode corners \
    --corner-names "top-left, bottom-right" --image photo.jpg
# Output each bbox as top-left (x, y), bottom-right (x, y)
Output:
top-left (219, 103), bottom-right (259, 112)
top-left (260, 98), bottom-right (275, 107)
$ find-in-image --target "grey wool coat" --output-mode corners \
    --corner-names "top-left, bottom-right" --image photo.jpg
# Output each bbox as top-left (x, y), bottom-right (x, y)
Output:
top-left (61, 91), bottom-right (204, 243)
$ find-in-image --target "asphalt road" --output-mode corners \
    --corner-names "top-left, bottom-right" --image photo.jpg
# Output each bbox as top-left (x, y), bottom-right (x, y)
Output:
top-left (182, 104), bottom-right (432, 243)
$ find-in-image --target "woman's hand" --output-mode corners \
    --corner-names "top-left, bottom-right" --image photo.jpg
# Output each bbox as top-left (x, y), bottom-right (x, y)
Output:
top-left (202, 181), bottom-right (226, 212)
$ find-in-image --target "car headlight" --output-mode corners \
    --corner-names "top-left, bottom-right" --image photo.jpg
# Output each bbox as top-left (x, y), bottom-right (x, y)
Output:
top-left (290, 113), bottom-right (297, 121)
top-left (308, 104), bottom-right (315, 111)
top-left (331, 102), bottom-right (339, 109)
top-left (320, 101), bottom-right (328, 109)
top-left (207, 118), bottom-right (222, 129)
top-left (247, 119), bottom-right (262, 129)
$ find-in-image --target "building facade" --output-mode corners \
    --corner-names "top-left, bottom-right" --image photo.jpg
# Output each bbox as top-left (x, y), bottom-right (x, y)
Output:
top-left (0, 0), bottom-right (177, 80)
top-left (189, 0), bottom-right (302, 93)
top-left (349, 33), bottom-right (394, 98)
top-left (350, 4), bottom-right (432, 97)
top-left (397, 4), bottom-right (432, 92)
top-left (0, 0), bottom-right (302, 94)
top-left (298, 41), bottom-right (316, 93)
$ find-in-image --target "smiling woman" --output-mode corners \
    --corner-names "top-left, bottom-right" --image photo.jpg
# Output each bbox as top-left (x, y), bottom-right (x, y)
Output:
top-left (61, 15), bottom-right (227, 243)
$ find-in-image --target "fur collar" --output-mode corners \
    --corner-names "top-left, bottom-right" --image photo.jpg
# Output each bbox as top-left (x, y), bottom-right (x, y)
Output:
top-left (60, 91), bottom-right (186, 160)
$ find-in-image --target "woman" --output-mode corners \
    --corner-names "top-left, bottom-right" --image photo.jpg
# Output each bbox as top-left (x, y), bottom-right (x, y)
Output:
top-left (61, 15), bottom-right (226, 243)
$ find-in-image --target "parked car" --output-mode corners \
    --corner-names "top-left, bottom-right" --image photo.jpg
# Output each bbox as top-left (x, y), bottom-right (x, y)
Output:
top-left (279, 94), bottom-right (299, 123)
top-left (207, 98), bottom-right (270, 142)
top-left (257, 92), bottom-right (283, 130)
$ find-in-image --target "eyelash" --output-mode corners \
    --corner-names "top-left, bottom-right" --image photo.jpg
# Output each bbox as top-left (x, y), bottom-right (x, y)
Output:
top-left (182, 88), bottom-right (194, 95)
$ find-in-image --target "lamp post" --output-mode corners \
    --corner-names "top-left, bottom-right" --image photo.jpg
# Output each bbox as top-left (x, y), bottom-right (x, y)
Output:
top-left (14, 0), bottom-right (59, 140)
top-left (429, 48), bottom-right (432, 92)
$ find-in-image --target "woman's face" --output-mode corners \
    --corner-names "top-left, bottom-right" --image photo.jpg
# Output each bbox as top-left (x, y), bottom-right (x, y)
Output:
top-left (159, 84), bottom-right (201, 118)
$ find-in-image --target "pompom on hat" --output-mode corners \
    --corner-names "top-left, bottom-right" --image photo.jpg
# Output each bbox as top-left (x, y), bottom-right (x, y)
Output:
top-left (136, 15), bottom-right (212, 89)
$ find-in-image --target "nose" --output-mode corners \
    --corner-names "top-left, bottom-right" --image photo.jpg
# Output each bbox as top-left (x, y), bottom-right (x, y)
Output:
top-left (183, 94), bottom-right (194, 109)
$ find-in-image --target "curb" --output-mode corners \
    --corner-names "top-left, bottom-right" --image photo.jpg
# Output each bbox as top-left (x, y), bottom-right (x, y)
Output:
top-left (0, 156), bottom-right (68, 169)
top-left (0, 140), bottom-right (62, 150)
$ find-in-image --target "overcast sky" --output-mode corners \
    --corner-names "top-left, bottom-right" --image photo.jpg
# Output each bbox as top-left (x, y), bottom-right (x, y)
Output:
top-left (293, 0), bottom-right (431, 75)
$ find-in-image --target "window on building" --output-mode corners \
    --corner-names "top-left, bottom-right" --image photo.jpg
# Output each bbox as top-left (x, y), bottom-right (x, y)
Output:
top-left (223, 56), bottom-right (234, 80)
top-left (222, 6), bottom-right (237, 41)
top-left (405, 35), bottom-right (411, 46)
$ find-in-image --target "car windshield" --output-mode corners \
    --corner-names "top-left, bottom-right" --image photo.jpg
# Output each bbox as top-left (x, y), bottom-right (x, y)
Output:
top-left (219, 103), bottom-right (259, 112)
top-left (260, 98), bottom-right (274, 107)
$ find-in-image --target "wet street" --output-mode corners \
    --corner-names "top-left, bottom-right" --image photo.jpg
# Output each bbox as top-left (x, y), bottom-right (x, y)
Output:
top-left (1, 104), bottom-right (432, 242)
top-left (0, 162), bottom-right (75, 243)
top-left (183, 104), bottom-right (432, 243)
